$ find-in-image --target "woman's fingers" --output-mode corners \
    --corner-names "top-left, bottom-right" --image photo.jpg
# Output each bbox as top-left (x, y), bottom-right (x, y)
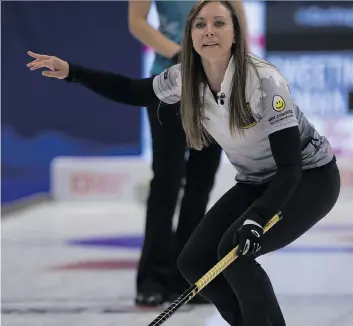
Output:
top-left (27, 51), bottom-right (51, 60)
top-left (27, 51), bottom-right (68, 79)
top-left (26, 59), bottom-right (39, 68)
top-left (27, 51), bottom-right (55, 70)
top-left (29, 59), bottom-right (54, 71)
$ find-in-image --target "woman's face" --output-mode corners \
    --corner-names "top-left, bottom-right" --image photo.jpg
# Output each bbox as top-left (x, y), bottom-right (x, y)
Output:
top-left (191, 2), bottom-right (235, 61)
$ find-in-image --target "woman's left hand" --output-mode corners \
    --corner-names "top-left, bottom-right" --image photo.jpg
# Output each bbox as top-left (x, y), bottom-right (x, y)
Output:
top-left (236, 219), bottom-right (264, 256)
top-left (26, 51), bottom-right (69, 79)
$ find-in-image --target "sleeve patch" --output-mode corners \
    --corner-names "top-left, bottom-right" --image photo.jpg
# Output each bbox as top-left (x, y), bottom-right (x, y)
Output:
top-left (272, 95), bottom-right (286, 112)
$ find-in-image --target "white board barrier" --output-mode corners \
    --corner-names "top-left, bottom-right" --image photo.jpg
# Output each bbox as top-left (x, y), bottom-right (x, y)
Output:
top-left (50, 156), bottom-right (238, 204)
top-left (50, 156), bottom-right (353, 203)
top-left (50, 157), bottom-right (152, 202)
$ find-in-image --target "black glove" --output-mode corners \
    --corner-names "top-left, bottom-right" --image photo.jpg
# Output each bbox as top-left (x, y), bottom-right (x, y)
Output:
top-left (236, 219), bottom-right (264, 256)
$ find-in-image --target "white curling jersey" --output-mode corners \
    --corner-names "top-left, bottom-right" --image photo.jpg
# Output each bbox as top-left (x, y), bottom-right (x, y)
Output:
top-left (152, 55), bottom-right (334, 184)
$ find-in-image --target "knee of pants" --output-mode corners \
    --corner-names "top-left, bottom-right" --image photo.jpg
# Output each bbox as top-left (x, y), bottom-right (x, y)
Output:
top-left (218, 232), bottom-right (261, 286)
top-left (217, 228), bottom-right (238, 261)
top-left (177, 247), bottom-right (203, 284)
top-left (177, 248), bottom-right (193, 282)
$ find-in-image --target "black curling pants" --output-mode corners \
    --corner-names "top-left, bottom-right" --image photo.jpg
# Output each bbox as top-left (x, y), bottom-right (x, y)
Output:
top-left (137, 103), bottom-right (222, 294)
top-left (178, 159), bottom-right (340, 325)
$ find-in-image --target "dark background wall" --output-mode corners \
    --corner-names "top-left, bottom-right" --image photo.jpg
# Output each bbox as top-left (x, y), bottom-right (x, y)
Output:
top-left (1, 1), bottom-right (143, 204)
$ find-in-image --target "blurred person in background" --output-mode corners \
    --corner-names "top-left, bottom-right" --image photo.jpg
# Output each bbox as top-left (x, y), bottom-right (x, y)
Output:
top-left (128, 0), bottom-right (248, 306)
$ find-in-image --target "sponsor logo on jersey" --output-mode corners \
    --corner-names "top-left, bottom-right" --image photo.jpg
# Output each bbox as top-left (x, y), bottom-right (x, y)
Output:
top-left (272, 95), bottom-right (286, 112)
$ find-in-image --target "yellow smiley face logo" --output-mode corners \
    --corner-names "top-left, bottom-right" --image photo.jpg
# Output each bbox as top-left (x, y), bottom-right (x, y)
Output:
top-left (272, 95), bottom-right (286, 112)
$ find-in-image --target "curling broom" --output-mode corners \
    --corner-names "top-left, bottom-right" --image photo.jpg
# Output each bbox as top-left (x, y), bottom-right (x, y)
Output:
top-left (147, 212), bottom-right (283, 326)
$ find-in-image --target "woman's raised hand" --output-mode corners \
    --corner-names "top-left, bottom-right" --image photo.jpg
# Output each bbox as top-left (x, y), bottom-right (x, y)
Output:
top-left (26, 51), bottom-right (69, 79)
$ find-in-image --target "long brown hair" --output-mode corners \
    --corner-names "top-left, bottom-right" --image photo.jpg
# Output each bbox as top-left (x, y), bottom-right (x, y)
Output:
top-left (179, 0), bottom-right (255, 150)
